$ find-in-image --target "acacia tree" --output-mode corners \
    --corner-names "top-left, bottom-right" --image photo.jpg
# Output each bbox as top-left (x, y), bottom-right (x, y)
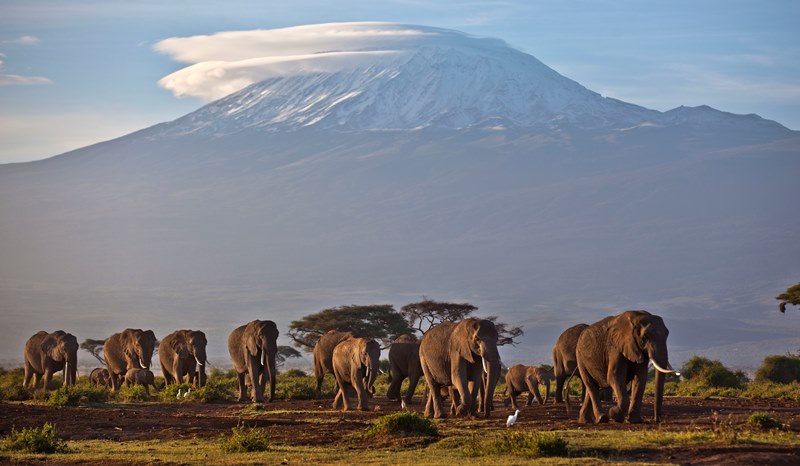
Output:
top-left (80, 338), bottom-right (106, 365)
top-left (275, 346), bottom-right (302, 369)
top-left (400, 298), bottom-right (523, 346)
top-left (777, 283), bottom-right (800, 313)
top-left (288, 304), bottom-right (414, 350)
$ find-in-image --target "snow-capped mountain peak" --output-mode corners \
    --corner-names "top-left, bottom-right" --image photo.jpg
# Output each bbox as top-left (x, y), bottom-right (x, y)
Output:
top-left (155, 23), bottom-right (662, 135)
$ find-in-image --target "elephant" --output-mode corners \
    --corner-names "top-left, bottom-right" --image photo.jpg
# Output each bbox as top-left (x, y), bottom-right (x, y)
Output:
top-left (89, 367), bottom-right (111, 387)
top-left (313, 330), bottom-right (354, 395)
top-left (331, 337), bottom-right (381, 411)
top-left (23, 330), bottom-right (78, 390)
top-left (103, 328), bottom-right (157, 391)
top-left (418, 318), bottom-right (502, 419)
top-left (228, 319), bottom-right (279, 403)
top-left (124, 368), bottom-right (156, 394)
top-left (159, 329), bottom-right (208, 388)
top-left (386, 334), bottom-right (422, 405)
top-left (504, 364), bottom-right (553, 410)
top-left (552, 323), bottom-right (589, 404)
top-left (575, 310), bottom-right (679, 424)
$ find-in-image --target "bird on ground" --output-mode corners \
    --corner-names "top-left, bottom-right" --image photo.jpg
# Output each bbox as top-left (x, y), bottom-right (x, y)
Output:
top-left (401, 399), bottom-right (407, 410)
top-left (176, 389), bottom-right (183, 399)
top-left (184, 388), bottom-right (191, 398)
top-left (506, 410), bottom-right (520, 427)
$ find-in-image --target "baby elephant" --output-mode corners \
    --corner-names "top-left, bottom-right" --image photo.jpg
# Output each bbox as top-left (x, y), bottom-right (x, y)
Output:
top-left (125, 368), bottom-right (156, 394)
top-left (505, 364), bottom-right (553, 410)
top-left (89, 367), bottom-right (111, 387)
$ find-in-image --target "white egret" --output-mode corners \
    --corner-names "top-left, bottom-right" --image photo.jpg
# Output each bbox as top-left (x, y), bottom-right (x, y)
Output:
top-left (506, 410), bottom-right (520, 427)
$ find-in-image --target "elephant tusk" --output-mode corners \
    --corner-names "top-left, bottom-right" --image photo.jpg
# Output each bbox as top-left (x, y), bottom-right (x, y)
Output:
top-left (139, 358), bottom-right (148, 370)
top-left (482, 358), bottom-right (489, 375)
top-left (261, 350), bottom-right (266, 367)
top-left (195, 356), bottom-right (204, 367)
top-left (650, 358), bottom-right (680, 376)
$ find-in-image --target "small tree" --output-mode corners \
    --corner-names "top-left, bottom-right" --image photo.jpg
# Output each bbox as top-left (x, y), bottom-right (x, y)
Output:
top-left (777, 282), bottom-right (800, 313)
top-left (288, 304), bottom-right (414, 350)
top-left (80, 339), bottom-right (106, 365)
top-left (275, 346), bottom-right (302, 369)
top-left (755, 355), bottom-right (800, 384)
top-left (400, 298), bottom-right (523, 346)
top-left (681, 355), bottom-right (748, 389)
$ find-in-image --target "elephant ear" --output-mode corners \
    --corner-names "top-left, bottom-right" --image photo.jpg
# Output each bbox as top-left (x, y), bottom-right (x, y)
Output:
top-left (453, 320), bottom-right (480, 364)
top-left (610, 312), bottom-right (645, 363)
top-left (41, 335), bottom-right (58, 360)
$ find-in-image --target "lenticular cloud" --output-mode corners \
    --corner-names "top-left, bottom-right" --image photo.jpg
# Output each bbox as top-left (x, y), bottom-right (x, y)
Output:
top-left (154, 22), bottom-right (503, 101)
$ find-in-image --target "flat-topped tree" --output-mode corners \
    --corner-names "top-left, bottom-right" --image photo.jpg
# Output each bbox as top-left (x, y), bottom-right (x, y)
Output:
top-left (288, 304), bottom-right (414, 350)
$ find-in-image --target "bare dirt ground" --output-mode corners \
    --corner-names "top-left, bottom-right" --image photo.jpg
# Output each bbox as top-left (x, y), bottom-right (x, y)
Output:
top-left (1, 396), bottom-right (799, 465)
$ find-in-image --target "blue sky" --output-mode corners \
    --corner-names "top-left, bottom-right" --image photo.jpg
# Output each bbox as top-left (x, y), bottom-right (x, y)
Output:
top-left (1, 0), bottom-right (798, 163)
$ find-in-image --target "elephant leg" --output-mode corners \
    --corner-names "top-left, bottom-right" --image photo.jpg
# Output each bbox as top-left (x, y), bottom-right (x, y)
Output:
top-left (429, 382), bottom-right (446, 419)
top-left (43, 368), bottom-right (54, 391)
top-left (354, 379), bottom-right (369, 411)
top-left (554, 371), bottom-right (564, 404)
top-left (510, 390), bottom-right (520, 411)
top-left (386, 372), bottom-right (403, 401)
top-left (607, 372), bottom-right (629, 423)
top-left (578, 367), bottom-right (604, 424)
top-left (405, 373), bottom-right (421, 405)
top-left (452, 372), bottom-right (472, 417)
top-left (627, 366), bottom-right (648, 423)
top-left (23, 363), bottom-right (34, 388)
top-left (424, 387), bottom-right (433, 417)
top-left (526, 378), bottom-right (544, 405)
top-left (236, 372), bottom-right (248, 402)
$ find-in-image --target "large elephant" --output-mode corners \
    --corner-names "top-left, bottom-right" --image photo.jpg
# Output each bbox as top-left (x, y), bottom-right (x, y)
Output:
top-left (104, 329), bottom-right (157, 391)
top-left (504, 364), bottom-right (552, 410)
top-left (575, 310), bottom-right (678, 424)
top-left (331, 337), bottom-right (380, 411)
top-left (552, 323), bottom-right (589, 404)
top-left (159, 329), bottom-right (208, 387)
top-left (418, 318), bottom-right (502, 419)
top-left (386, 334), bottom-right (422, 405)
top-left (23, 330), bottom-right (78, 390)
top-left (313, 330), bottom-right (354, 395)
top-left (228, 320), bottom-right (279, 403)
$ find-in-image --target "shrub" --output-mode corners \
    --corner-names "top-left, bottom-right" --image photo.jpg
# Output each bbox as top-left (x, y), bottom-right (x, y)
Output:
top-left (755, 355), bottom-right (800, 384)
top-left (367, 412), bottom-right (438, 437)
top-left (160, 382), bottom-right (193, 402)
top-left (118, 384), bottom-right (151, 402)
top-left (275, 373), bottom-right (318, 400)
top-left (748, 412), bottom-right (783, 430)
top-left (0, 368), bottom-right (32, 402)
top-left (682, 355), bottom-right (747, 389)
top-left (47, 383), bottom-right (109, 406)
top-left (220, 423), bottom-right (271, 453)
top-left (463, 430), bottom-right (568, 458)
top-left (192, 379), bottom-right (234, 403)
top-left (281, 369), bottom-right (307, 378)
top-left (1, 423), bottom-right (68, 454)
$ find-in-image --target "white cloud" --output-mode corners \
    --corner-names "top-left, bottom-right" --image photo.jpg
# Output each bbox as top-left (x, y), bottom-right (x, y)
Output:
top-left (5, 35), bottom-right (42, 45)
top-left (154, 22), bottom-right (495, 101)
top-left (0, 74), bottom-right (52, 85)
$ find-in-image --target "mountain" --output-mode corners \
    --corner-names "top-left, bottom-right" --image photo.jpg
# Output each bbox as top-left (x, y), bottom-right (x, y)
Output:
top-left (1, 23), bottom-right (799, 368)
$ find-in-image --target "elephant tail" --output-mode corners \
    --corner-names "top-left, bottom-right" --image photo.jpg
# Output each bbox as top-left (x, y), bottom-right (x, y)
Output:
top-left (564, 366), bottom-right (579, 415)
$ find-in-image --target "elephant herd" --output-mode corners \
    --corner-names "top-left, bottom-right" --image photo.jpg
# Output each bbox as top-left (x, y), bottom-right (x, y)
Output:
top-left (22, 310), bottom-right (679, 424)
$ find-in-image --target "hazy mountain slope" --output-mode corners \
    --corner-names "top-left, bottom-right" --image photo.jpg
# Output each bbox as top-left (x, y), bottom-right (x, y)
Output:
top-left (1, 23), bottom-right (798, 364)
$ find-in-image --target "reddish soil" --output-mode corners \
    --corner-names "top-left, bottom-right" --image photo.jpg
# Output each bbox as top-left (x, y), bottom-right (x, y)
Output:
top-left (1, 396), bottom-right (799, 464)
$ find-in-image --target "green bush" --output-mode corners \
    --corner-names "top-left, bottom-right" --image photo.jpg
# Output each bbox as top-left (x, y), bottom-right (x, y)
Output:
top-left (748, 411), bottom-right (783, 430)
top-left (0, 368), bottom-right (33, 401)
top-left (281, 368), bottom-right (307, 378)
top-left (1, 423), bottom-right (68, 454)
top-left (118, 384), bottom-right (151, 402)
top-left (220, 423), bottom-right (271, 453)
top-left (367, 412), bottom-right (438, 437)
top-left (274, 374), bottom-right (317, 400)
top-left (160, 382), bottom-right (193, 402)
top-left (755, 355), bottom-right (800, 384)
top-left (682, 355), bottom-right (748, 389)
top-left (463, 430), bottom-right (568, 458)
top-left (192, 379), bottom-right (234, 403)
top-left (47, 383), bottom-right (109, 407)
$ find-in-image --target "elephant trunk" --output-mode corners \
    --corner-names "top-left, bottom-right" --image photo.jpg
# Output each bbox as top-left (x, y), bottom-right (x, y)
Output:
top-left (654, 367), bottom-right (666, 422)
top-left (479, 344), bottom-right (501, 417)
top-left (194, 349), bottom-right (208, 388)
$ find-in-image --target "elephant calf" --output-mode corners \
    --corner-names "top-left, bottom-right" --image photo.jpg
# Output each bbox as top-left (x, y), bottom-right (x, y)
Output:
top-left (504, 364), bottom-right (553, 410)
top-left (125, 368), bottom-right (156, 394)
top-left (90, 367), bottom-right (111, 387)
